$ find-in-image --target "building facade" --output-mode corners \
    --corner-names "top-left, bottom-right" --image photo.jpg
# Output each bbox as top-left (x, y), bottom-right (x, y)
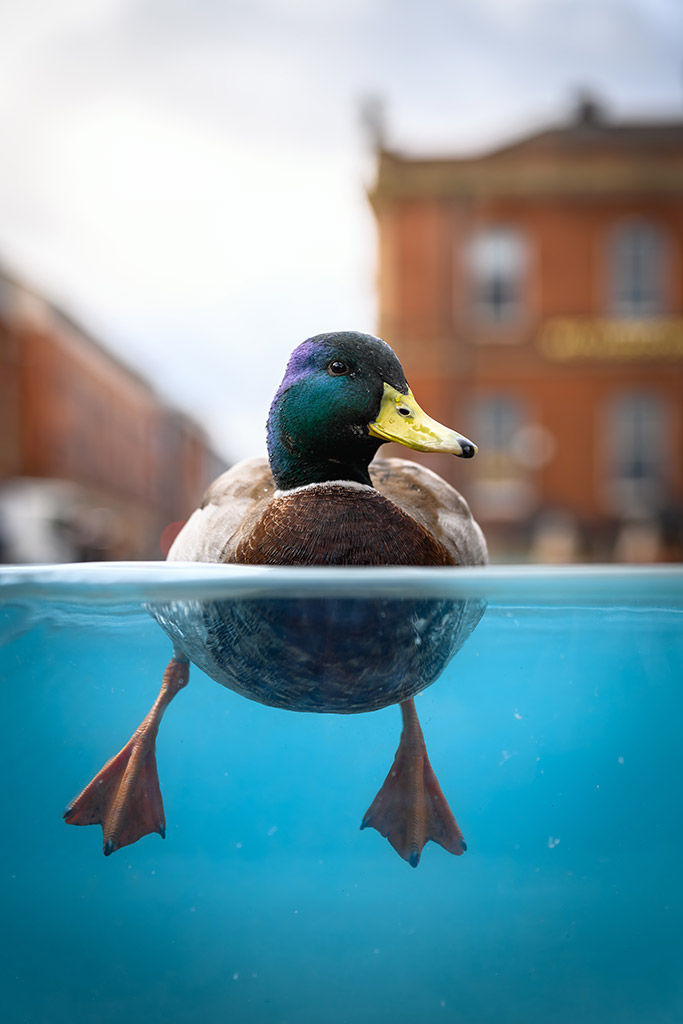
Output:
top-left (0, 267), bottom-right (224, 561)
top-left (369, 99), bottom-right (683, 561)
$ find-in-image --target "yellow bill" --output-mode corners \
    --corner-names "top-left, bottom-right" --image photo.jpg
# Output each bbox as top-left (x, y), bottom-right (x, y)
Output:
top-left (368, 383), bottom-right (477, 458)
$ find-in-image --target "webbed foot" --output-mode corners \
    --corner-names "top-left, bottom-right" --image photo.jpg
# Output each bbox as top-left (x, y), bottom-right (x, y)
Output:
top-left (64, 656), bottom-right (189, 855)
top-left (361, 698), bottom-right (465, 867)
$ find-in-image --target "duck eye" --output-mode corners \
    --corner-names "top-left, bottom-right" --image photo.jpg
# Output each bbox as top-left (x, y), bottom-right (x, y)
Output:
top-left (328, 360), bottom-right (348, 376)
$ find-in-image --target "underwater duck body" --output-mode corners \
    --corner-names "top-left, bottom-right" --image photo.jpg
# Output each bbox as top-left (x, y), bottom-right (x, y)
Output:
top-left (1, 563), bottom-right (682, 1024)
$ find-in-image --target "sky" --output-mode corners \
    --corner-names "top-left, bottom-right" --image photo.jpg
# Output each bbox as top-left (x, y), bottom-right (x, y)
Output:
top-left (0, 0), bottom-right (681, 463)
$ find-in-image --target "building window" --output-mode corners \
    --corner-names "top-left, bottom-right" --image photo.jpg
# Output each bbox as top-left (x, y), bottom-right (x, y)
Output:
top-left (468, 227), bottom-right (528, 324)
top-left (470, 394), bottom-right (534, 518)
top-left (605, 392), bottom-right (665, 515)
top-left (609, 221), bottom-right (665, 318)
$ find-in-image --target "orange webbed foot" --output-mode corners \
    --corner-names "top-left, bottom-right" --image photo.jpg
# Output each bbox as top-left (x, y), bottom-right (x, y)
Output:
top-left (64, 656), bottom-right (189, 855)
top-left (361, 698), bottom-right (466, 867)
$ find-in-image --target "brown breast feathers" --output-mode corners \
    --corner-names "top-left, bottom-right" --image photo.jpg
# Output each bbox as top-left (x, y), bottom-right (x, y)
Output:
top-left (230, 484), bottom-right (455, 567)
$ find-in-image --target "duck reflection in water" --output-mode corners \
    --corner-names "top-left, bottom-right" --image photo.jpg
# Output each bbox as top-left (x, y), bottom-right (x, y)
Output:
top-left (64, 332), bottom-right (487, 866)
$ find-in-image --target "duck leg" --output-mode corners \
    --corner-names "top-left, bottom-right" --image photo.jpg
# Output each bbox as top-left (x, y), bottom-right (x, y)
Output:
top-left (361, 698), bottom-right (466, 867)
top-left (64, 654), bottom-right (190, 856)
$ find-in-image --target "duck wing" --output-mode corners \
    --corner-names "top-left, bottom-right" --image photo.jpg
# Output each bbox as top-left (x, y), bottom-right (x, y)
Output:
top-left (369, 457), bottom-right (488, 567)
top-left (168, 457), bottom-right (275, 563)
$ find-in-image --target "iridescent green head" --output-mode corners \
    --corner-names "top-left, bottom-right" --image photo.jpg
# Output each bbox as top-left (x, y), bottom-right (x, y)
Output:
top-left (267, 331), bottom-right (476, 491)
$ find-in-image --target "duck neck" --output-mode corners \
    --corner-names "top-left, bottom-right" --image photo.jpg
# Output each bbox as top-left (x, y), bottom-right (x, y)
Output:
top-left (268, 443), bottom-right (379, 491)
top-left (267, 405), bottom-right (382, 491)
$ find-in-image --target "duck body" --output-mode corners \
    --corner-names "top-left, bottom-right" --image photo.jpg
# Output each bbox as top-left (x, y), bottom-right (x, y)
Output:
top-left (154, 456), bottom-right (486, 712)
top-left (66, 331), bottom-right (487, 866)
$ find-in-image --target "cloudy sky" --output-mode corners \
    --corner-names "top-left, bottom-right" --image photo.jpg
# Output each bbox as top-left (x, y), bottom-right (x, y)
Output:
top-left (1, 0), bottom-right (681, 462)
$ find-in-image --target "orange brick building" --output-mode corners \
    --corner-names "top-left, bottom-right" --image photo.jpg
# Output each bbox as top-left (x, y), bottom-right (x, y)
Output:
top-left (369, 98), bottom-right (683, 561)
top-left (0, 266), bottom-right (224, 561)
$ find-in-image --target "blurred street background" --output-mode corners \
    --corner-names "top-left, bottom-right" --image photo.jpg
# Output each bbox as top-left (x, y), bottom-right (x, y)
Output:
top-left (0, 0), bottom-right (681, 562)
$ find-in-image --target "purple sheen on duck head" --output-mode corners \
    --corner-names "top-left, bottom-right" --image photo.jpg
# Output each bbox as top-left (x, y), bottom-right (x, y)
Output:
top-left (277, 331), bottom-right (409, 394)
top-left (278, 338), bottom-right (324, 389)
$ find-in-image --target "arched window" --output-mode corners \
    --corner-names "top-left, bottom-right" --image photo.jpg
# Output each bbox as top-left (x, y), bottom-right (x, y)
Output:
top-left (609, 221), bottom-right (665, 318)
top-left (468, 227), bottom-right (528, 324)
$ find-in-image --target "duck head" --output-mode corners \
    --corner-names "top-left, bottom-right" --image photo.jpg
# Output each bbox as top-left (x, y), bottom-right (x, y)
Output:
top-left (267, 331), bottom-right (477, 491)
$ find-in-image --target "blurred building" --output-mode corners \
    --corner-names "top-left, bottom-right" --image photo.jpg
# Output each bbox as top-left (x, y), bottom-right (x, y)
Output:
top-left (0, 266), bottom-right (225, 562)
top-left (369, 96), bottom-right (683, 561)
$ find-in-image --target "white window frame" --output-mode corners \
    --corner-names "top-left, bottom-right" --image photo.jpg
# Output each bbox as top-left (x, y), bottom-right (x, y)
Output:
top-left (608, 220), bottom-right (666, 318)
top-left (466, 226), bottom-right (529, 326)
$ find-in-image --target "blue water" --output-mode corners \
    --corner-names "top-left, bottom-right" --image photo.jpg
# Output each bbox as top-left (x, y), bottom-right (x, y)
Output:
top-left (1, 564), bottom-right (682, 1024)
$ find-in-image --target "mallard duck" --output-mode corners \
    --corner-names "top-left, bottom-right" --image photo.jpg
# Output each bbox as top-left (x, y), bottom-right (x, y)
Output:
top-left (65, 331), bottom-right (487, 866)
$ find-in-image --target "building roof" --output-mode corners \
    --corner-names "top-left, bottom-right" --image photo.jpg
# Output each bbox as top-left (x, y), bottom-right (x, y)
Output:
top-left (370, 98), bottom-right (683, 203)
top-left (484, 97), bottom-right (683, 159)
